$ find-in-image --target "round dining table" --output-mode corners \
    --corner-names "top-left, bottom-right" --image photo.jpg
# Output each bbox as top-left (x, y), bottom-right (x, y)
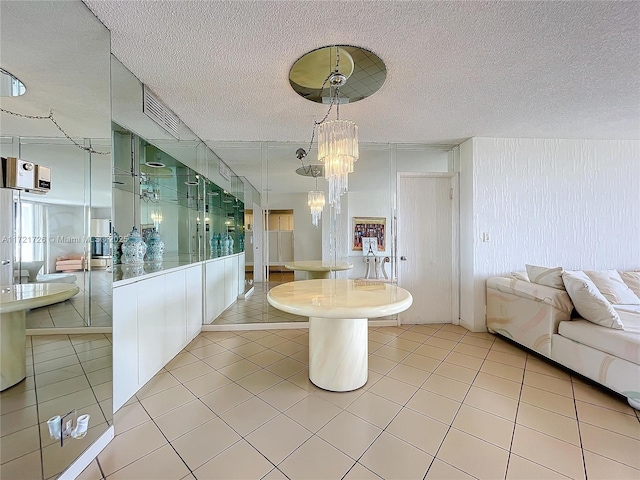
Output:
top-left (267, 279), bottom-right (412, 392)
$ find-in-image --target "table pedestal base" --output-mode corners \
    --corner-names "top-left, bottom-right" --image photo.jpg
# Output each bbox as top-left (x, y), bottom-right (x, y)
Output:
top-left (309, 316), bottom-right (368, 392)
top-left (307, 271), bottom-right (330, 280)
top-left (1, 310), bottom-right (26, 391)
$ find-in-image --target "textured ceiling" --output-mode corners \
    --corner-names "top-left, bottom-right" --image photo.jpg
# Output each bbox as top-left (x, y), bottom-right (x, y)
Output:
top-left (84, 0), bottom-right (639, 146)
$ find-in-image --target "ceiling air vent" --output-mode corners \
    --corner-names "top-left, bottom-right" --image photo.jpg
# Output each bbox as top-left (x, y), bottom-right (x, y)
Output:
top-left (142, 84), bottom-right (180, 139)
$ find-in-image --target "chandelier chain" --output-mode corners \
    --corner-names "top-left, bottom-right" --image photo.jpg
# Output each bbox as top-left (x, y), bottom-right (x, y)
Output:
top-left (0, 107), bottom-right (110, 155)
top-left (301, 46), bottom-right (344, 161)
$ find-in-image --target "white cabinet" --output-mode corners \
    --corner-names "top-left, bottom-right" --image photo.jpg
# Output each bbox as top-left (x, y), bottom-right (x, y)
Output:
top-left (114, 255), bottom-right (244, 411)
top-left (114, 264), bottom-right (203, 411)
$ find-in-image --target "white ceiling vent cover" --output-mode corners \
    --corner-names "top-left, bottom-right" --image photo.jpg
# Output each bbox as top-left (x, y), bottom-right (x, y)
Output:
top-left (143, 84), bottom-right (180, 139)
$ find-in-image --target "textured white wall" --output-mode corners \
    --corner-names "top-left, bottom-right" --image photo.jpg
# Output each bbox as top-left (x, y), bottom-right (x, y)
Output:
top-left (465, 137), bottom-right (640, 330)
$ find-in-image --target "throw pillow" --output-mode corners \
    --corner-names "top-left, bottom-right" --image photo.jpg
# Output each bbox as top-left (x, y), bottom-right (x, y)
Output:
top-left (510, 271), bottom-right (530, 282)
top-left (619, 271), bottom-right (640, 297)
top-left (585, 270), bottom-right (640, 305)
top-left (562, 271), bottom-right (624, 329)
top-left (526, 264), bottom-right (565, 289)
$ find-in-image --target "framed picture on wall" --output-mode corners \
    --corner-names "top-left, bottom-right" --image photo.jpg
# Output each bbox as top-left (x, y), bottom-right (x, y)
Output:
top-left (352, 217), bottom-right (386, 251)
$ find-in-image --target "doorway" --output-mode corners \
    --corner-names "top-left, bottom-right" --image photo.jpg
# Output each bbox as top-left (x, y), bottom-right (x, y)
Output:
top-left (397, 173), bottom-right (459, 324)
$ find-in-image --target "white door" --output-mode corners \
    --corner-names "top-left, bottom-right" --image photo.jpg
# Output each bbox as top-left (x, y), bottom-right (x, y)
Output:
top-left (397, 174), bottom-right (458, 324)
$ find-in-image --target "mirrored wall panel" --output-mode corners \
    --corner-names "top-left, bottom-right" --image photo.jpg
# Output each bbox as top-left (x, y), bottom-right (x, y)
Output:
top-left (0, 1), bottom-right (112, 479)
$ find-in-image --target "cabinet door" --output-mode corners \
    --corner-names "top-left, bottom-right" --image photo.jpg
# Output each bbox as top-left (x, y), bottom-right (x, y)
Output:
top-left (113, 284), bottom-right (138, 411)
top-left (268, 215), bottom-right (280, 231)
top-left (223, 256), bottom-right (235, 309)
top-left (165, 269), bottom-right (187, 356)
top-left (205, 259), bottom-right (225, 323)
top-left (186, 265), bottom-right (203, 340)
top-left (137, 275), bottom-right (167, 385)
top-left (283, 214), bottom-right (294, 231)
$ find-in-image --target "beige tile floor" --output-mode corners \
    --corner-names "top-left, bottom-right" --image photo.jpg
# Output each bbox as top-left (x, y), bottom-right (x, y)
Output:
top-left (83, 324), bottom-right (638, 479)
top-left (1, 333), bottom-right (113, 480)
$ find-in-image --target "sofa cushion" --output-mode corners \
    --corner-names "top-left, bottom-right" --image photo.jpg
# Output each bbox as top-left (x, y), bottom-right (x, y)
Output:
top-left (562, 271), bottom-right (624, 330)
top-left (620, 272), bottom-right (640, 297)
top-left (526, 264), bottom-right (564, 289)
top-left (558, 316), bottom-right (640, 365)
top-left (585, 270), bottom-right (640, 305)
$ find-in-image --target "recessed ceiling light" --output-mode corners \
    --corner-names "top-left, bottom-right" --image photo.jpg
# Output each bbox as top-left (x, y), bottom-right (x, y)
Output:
top-left (185, 181), bottom-right (199, 185)
top-left (145, 161), bottom-right (165, 168)
top-left (207, 191), bottom-right (219, 196)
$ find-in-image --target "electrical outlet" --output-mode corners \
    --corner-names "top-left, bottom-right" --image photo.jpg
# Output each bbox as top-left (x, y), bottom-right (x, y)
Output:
top-left (482, 232), bottom-right (490, 242)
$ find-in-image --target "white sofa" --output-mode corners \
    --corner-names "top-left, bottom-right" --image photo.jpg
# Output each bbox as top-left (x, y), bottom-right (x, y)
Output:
top-left (486, 271), bottom-right (640, 409)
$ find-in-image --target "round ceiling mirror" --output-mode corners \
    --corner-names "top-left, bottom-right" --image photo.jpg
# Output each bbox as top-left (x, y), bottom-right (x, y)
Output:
top-left (0, 68), bottom-right (26, 97)
top-left (289, 45), bottom-right (386, 104)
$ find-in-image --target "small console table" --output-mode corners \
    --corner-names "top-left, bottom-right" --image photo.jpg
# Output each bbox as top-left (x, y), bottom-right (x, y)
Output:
top-left (284, 260), bottom-right (353, 280)
top-left (1, 283), bottom-right (79, 391)
top-left (267, 279), bottom-right (412, 392)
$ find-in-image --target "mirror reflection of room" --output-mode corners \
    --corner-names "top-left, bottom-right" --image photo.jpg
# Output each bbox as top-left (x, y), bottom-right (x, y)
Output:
top-left (0, 1), bottom-right (113, 479)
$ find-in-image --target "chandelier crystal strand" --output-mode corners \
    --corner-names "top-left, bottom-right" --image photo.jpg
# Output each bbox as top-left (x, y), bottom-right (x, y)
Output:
top-left (317, 119), bottom-right (358, 208)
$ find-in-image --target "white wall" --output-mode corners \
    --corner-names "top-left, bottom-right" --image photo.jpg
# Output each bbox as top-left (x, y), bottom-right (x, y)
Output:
top-left (458, 139), bottom-right (475, 331)
top-left (461, 137), bottom-right (640, 331)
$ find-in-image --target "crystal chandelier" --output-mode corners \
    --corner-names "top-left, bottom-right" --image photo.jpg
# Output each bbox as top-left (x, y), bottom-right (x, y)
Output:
top-left (317, 119), bottom-right (358, 212)
top-left (307, 174), bottom-right (326, 227)
top-left (295, 46), bottom-right (359, 216)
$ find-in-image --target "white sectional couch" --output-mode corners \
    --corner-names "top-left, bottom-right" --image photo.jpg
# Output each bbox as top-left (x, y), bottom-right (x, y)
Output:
top-left (486, 268), bottom-right (640, 409)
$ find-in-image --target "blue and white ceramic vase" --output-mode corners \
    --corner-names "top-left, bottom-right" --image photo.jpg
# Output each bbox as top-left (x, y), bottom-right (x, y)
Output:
top-left (209, 234), bottom-right (219, 258)
top-left (121, 226), bottom-right (147, 264)
top-left (238, 234), bottom-right (244, 253)
top-left (221, 234), bottom-right (230, 256)
top-left (112, 230), bottom-right (122, 265)
top-left (228, 235), bottom-right (234, 254)
top-left (121, 263), bottom-right (145, 279)
top-left (145, 229), bottom-right (165, 262)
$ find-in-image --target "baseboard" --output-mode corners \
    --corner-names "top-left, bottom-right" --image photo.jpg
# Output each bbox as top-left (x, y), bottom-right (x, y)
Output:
top-left (202, 322), bottom-right (310, 331)
top-left (202, 318), bottom-right (397, 332)
top-left (58, 425), bottom-right (114, 480)
top-left (238, 286), bottom-right (254, 299)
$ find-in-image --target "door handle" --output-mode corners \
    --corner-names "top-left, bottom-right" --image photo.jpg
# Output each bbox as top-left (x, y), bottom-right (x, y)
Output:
top-left (400, 256), bottom-right (407, 261)
top-left (1, 260), bottom-right (10, 266)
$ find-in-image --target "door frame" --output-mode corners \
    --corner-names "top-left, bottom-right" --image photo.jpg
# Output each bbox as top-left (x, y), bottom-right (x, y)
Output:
top-left (396, 172), bottom-right (460, 325)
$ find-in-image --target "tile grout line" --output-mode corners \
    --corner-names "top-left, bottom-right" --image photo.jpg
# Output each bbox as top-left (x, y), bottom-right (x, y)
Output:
top-left (502, 348), bottom-right (528, 480)
top-left (571, 378), bottom-right (589, 480)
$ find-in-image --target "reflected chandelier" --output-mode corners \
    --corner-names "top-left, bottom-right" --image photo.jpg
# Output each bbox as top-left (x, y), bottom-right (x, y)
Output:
top-left (295, 46), bottom-right (359, 215)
